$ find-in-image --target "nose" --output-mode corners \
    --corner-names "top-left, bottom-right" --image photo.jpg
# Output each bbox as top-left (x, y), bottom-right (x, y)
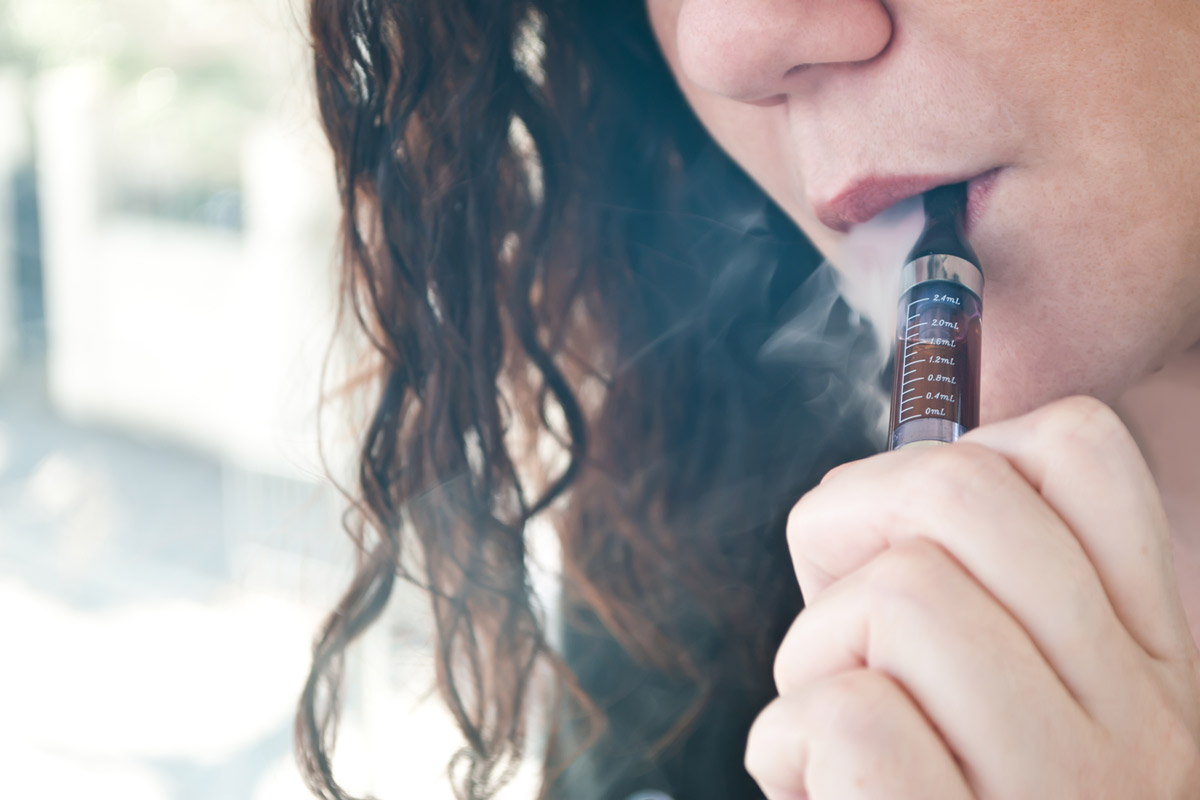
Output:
top-left (673, 0), bottom-right (894, 102)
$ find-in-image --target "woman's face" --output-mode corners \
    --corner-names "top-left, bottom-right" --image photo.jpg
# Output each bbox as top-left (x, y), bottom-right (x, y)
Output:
top-left (647, 0), bottom-right (1200, 423)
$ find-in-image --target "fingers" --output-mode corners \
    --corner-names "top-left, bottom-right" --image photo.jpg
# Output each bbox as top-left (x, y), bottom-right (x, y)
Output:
top-left (960, 395), bottom-right (1189, 664)
top-left (745, 668), bottom-right (973, 800)
top-left (766, 395), bottom-right (1200, 800)
top-left (774, 538), bottom-right (1087, 798)
top-left (788, 429), bottom-right (1130, 716)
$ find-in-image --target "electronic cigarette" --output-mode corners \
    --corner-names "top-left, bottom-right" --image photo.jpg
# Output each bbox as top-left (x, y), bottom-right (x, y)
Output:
top-left (887, 183), bottom-right (983, 450)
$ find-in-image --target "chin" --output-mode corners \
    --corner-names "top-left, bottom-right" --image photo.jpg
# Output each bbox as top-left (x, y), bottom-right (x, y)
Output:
top-left (980, 363), bottom-right (1141, 427)
top-left (979, 392), bottom-right (1032, 427)
top-left (978, 367), bottom-right (1088, 426)
top-left (978, 353), bottom-right (1045, 425)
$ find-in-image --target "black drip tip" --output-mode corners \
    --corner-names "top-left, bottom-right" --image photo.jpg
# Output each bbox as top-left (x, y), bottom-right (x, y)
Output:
top-left (904, 182), bottom-right (979, 267)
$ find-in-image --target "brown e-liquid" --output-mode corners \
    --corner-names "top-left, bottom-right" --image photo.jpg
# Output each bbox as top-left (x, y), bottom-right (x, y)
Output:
top-left (887, 184), bottom-right (983, 450)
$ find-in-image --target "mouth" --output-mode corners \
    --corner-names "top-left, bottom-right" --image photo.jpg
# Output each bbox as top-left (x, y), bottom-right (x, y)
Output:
top-left (814, 169), bottom-right (1001, 235)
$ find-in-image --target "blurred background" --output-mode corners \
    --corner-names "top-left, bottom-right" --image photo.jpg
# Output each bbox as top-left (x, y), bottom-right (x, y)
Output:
top-left (0, 0), bottom-right (541, 796)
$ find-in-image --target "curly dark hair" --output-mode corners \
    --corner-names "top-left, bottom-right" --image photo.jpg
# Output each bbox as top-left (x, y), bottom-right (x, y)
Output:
top-left (296, 1), bottom-right (881, 798)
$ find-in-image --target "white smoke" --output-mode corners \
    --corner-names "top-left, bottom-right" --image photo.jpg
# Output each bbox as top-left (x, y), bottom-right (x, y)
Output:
top-left (838, 194), bottom-right (926, 358)
top-left (758, 195), bottom-right (926, 445)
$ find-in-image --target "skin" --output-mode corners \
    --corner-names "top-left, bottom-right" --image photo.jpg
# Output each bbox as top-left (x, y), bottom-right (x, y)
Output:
top-left (643, 0), bottom-right (1200, 796)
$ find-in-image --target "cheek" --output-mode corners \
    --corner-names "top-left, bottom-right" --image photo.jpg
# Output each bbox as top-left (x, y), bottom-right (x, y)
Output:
top-left (678, 89), bottom-right (856, 262)
top-left (975, 187), bottom-right (1200, 423)
top-left (647, 1), bottom-right (793, 190)
top-left (646, 0), bottom-right (824, 233)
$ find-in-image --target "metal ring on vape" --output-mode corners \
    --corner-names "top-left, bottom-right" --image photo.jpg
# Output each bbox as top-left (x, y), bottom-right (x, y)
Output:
top-left (901, 254), bottom-right (984, 297)
top-left (890, 418), bottom-right (966, 450)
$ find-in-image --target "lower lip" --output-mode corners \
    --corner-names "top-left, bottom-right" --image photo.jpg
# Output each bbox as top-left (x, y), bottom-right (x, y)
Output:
top-left (965, 169), bottom-right (1001, 235)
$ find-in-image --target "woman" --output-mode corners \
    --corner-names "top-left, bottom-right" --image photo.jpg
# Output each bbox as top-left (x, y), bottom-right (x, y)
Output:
top-left (298, 1), bottom-right (1200, 798)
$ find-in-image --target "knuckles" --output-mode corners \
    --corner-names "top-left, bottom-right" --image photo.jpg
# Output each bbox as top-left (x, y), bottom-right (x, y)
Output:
top-left (860, 537), bottom-right (960, 613)
top-left (786, 396), bottom-right (1127, 554)
top-left (841, 538), bottom-right (965, 644)
top-left (785, 440), bottom-right (1021, 565)
top-left (902, 441), bottom-right (1020, 507)
top-left (802, 670), bottom-right (891, 736)
top-left (791, 397), bottom-right (1128, 542)
top-left (787, 669), bottom-right (900, 746)
top-left (774, 539), bottom-right (961, 694)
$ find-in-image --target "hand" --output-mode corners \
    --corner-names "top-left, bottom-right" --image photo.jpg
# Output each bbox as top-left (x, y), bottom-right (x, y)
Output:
top-left (745, 396), bottom-right (1200, 799)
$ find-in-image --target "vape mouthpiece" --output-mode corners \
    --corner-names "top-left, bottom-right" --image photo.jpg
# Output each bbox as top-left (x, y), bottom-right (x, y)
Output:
top-left (887, 183), bottom-right (985, 450)
top-left (905, 183), bottom-right (979, 267)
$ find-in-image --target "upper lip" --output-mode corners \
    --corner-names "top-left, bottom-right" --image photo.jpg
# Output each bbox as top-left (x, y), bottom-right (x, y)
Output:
top-left (813, 173), bottom-right (977, 233)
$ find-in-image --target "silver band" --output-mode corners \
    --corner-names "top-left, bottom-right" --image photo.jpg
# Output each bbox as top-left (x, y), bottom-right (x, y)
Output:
top-left (890, 418), bottom-right (965, 450)
top-left (901, 254), bottom-right (984, 298)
